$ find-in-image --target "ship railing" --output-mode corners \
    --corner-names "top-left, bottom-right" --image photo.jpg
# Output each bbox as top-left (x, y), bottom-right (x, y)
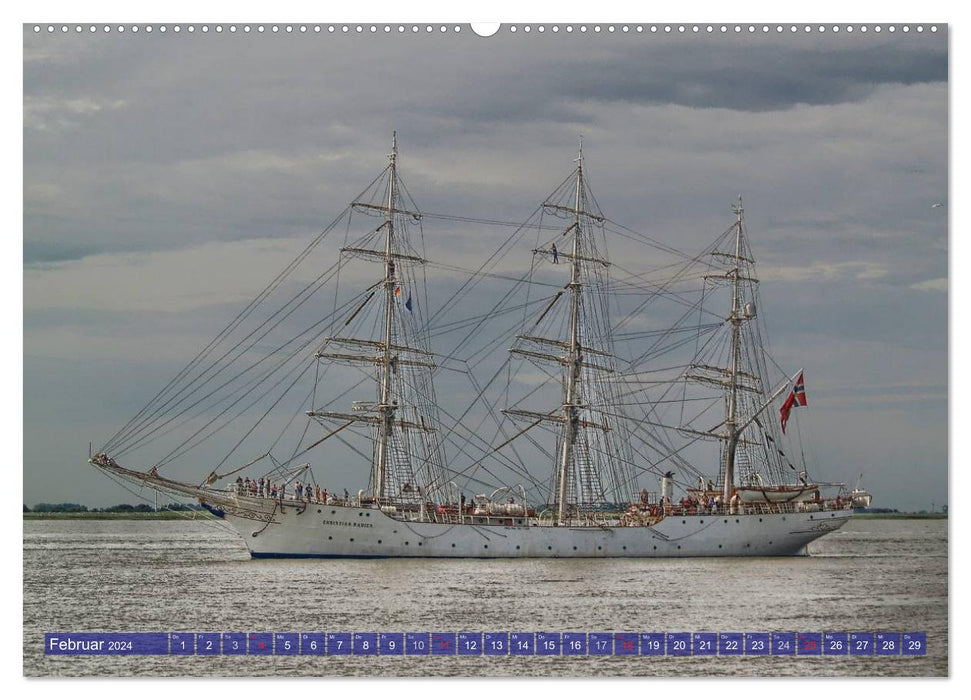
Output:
top-left (658, 500), bottom-right (844, 517)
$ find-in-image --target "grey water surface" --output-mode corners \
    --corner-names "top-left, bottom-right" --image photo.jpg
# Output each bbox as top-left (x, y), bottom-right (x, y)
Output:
top-left (23, 517), bottom-right (947, 677)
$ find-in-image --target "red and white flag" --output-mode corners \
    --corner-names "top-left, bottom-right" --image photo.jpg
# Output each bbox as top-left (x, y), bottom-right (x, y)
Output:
top-left (780, 371), bottom-right (808, 434)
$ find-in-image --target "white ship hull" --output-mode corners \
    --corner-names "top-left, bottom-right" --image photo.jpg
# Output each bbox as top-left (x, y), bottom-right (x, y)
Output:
top-left (208, 498), bottom-right (851, 558)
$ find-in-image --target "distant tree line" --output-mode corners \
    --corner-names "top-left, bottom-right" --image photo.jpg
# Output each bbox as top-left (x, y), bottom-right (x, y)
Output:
top-left (25, 502), bottom-right (204, 513)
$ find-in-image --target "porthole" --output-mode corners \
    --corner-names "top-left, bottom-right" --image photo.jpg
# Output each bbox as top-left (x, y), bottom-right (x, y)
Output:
top-left (718, 544), bottom-right (722, 549)
top-left (328, 536), bottom-right (332, 540)
top-left (484, 545), bottom-right (488, 549)
top-left (735, 519), bottom-right (739, 523)
top-left (418, 542), bottom-right (422, 546)
top-left (317, 509), bottom-right (321, 513)
top-left (516, 545), bottom-right (521, 550)
top-left (573, 546), bottom-right (577, 550)
top-left (653, 545), bottom-right (657, 550)
top-left (405, 541), bottom-right (409, 546)
top-left (349, 538), bottom-right (354, 542)
top-left (623, 546), bottom-right (627, 550)
top-left (682, 519), bottom-right (686, 524)
top-left (677, 545), bottom-right (681, 550)
top-left (548, 546), bottom-right (553, 550)
top-left (759, 518), bottom-right (763, 522)
top-left (378, 540), bottom-right (382, 544)
top-left (597, 546), bottom-right (602, 551)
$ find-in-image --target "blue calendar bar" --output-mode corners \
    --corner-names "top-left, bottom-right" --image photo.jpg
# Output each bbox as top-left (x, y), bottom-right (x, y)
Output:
top-left (42, 631), bottom-right (929, 656)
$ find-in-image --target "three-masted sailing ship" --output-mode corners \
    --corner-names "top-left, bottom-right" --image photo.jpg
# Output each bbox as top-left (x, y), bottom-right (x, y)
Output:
top-left (90, 136), bottom-right (852, 557)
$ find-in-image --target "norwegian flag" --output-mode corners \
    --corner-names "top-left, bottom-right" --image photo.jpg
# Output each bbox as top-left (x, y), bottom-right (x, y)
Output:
top-left (780, 371), bottom-right (808, 434)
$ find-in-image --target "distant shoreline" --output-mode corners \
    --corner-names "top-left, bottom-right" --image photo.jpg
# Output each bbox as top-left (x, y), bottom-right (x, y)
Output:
top-left (23, 511), bottom-right (217, 520)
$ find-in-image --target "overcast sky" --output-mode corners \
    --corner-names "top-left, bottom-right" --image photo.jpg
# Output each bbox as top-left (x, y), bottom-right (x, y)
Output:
top-left (23, 24), bottom-right (947, 511)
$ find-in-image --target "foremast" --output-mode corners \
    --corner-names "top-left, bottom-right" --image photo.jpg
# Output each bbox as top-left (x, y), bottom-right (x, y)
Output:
top-left (308, 133), bottom-right (439, 505)
top-left (374, 132), bottom-right (399, 500)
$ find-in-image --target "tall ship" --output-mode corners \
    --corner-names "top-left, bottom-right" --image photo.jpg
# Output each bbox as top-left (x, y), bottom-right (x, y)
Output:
top-left (90, 136), bottom-right (852, 557)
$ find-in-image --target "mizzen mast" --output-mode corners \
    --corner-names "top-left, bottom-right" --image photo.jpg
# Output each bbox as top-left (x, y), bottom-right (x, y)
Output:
top-left (722, 196), bottom-right (745, 502)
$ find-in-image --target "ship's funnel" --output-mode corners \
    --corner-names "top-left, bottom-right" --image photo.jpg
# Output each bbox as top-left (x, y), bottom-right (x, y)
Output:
top-left (660, 473), bottom-right (674, 503)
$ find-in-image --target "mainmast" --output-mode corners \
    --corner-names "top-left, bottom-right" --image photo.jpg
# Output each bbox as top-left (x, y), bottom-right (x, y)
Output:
top-left (555, 140), bottom-right (585, 524)
top-left (503, 142), bottom-right (633, 520)
top-left (374, 132), bottom-right (399, 501)
top-left (722, 196), bottom-right (744, 502)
